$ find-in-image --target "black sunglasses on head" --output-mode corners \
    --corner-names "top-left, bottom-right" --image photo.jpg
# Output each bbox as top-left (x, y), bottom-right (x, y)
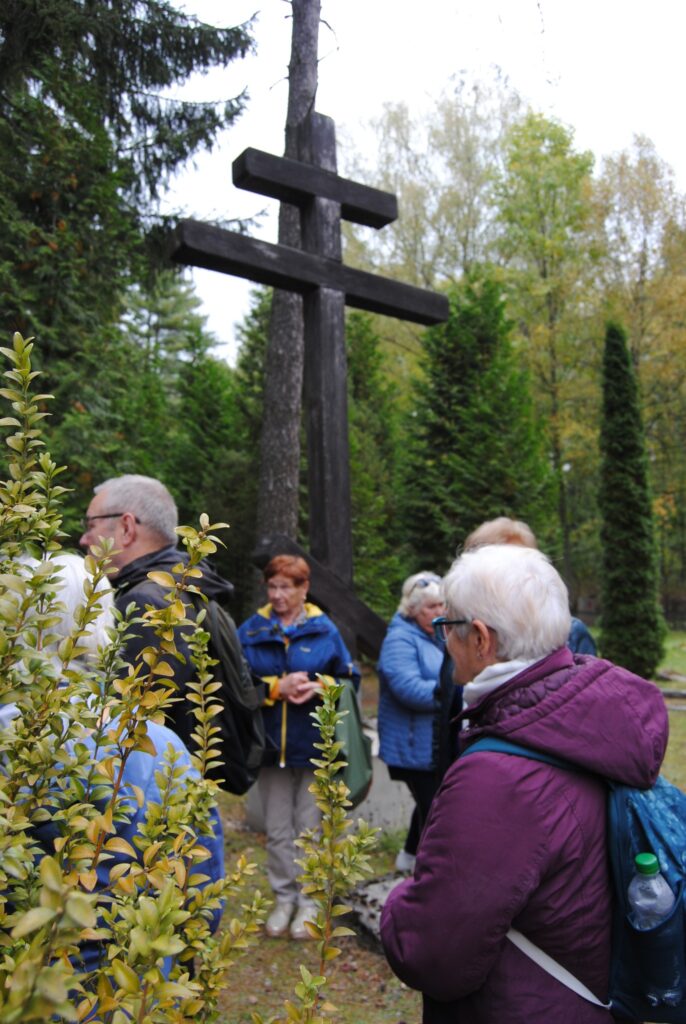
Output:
top-left (409, 574), bottom-right (441, 594)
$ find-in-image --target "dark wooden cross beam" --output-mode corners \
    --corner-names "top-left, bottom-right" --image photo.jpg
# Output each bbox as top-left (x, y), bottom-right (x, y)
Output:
top-left (171, 112), bottom-right (447, 616)
top-left (172, 219), bottom-right (445, 325)
top-left (233, 146), bottom-right (398, 229)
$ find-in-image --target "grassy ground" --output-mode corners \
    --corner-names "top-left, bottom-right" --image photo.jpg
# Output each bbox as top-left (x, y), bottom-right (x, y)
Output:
top-left (213, 638), bottom-right (686, 1022)
top-left (215, 791), bottom-right (419, 1024)
top-left (657, 629), bottom-right (686, 681)
top-left (657, 630), bottom-right (686, 789)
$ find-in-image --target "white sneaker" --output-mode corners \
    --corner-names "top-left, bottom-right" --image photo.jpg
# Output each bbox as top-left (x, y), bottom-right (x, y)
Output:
top-left (265, 900), bottom-right (295, 937)
top-left (290, 903), bottom-right (317, 941)
top-left (395, 849), bottom-right (416, 873)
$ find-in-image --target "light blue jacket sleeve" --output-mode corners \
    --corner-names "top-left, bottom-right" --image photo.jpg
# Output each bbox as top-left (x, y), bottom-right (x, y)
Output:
top-left (121, 724), bottom-right (225, 933)
top-left (378, 616), bottom-right (441, 712)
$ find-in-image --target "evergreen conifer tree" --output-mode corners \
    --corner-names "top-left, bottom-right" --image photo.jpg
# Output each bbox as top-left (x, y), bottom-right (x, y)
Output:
top-left (599, 321), bottom-right (666, 676)
top-left (48, 272), bottom-right (230, 527)
top-left (402, 270), bottom-right (556, 571)
top-left (346, 312), bottom-right (405, 616)
top-left (1, 1), bottom-right (252, 556)
top-left (0, 1), bottom-right (251, 388)
top-left (220, 287), bottom-right (271, 617)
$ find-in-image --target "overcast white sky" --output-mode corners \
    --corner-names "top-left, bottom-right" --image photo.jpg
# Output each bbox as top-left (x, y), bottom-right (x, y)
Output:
top-left (167, 0), bottom-right (686, 362)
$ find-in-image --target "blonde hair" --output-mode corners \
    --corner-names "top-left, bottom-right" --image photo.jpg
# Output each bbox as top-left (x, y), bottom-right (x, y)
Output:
top-left (463, 516), bottom-right (538, 552)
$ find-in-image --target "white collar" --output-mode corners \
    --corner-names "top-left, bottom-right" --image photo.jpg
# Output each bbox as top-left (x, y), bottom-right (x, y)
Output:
top-left (462, 658), bottom-right (538, 708)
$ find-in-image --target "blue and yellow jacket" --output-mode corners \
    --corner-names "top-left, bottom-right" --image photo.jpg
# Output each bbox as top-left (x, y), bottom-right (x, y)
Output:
top-left (238, 603), bottom-right (359, 768)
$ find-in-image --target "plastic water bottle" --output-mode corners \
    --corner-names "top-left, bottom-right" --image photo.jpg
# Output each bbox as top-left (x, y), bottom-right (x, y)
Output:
top-left (628, 852), bottom-right (675, 929)
top-left (628, 852), bottom-right (680, 1007)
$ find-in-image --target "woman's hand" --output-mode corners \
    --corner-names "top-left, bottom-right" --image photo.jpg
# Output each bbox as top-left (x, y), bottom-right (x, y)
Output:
top-left (279, 671), bottom-right (321, 704)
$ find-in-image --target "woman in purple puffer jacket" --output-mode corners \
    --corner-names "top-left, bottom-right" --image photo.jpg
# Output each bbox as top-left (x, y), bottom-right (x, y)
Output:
top-left (380, 544), bottom-right (668, 1024)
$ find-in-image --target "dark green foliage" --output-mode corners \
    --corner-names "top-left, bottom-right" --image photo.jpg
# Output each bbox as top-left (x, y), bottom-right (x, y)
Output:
top-left (0, 90), bottom-right (140, 372)
top-left (47, 271), bottom-right (214, 499)
top-left (46, 271), bottom-right (254, 625)
top-left (402, 270), bottom-right (557, 571)
top-left (0, 0), bottom-right (252, 199)
top-left (346, 313), bottom-right (406, 617)
top-left (214, 288), bottom-right (271, 618)
top-left (599, 321), bottom-right (666, 676)
top-left (0, 0), bottom-right (252, 396)
top-left (0, 0), bottom-right (250, 545)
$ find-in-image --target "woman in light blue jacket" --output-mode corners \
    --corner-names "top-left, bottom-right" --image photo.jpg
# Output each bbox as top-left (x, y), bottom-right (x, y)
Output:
top-left (377, 572), bottom-right (445, 872)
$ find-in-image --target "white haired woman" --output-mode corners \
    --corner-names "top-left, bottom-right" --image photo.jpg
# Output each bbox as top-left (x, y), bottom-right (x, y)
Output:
top-left (380, 544), bottom-right (667, 1023)
top-left (377, 572), bottom-right (446, 872)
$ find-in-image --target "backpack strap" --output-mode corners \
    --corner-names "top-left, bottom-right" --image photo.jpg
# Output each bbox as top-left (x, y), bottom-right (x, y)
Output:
top-left (507, 929), bottom-right (611, 1009)
top-left (462, 735), bottom-right (580, 773)
top-left (463, 736), bottom-right (611, 1010)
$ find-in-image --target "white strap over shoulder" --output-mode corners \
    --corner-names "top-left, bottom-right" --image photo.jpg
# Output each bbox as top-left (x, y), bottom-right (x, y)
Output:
top-left (507, 928), bottom-right (612, 1010)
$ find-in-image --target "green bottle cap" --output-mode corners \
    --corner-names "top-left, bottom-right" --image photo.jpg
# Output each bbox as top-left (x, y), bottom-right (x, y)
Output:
top-left (635, 852), bottom-right (659, 875)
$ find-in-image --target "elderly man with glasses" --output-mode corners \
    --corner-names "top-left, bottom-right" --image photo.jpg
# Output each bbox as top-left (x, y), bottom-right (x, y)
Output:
top-left (80, 474), bottom-right (235, 752)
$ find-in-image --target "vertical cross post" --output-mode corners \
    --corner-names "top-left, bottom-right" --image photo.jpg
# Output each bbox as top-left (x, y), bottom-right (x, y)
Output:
top-left (300, 113), bottom-right (353, 586)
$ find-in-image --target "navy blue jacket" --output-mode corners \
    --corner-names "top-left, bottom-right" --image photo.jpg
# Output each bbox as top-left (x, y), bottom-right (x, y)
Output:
top-left (238, 603), bottom-right (359, 768)
top-left (567, 616), bottom-right (597, 655)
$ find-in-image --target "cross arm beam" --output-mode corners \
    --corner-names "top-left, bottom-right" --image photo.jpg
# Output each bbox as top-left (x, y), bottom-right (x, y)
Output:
top-left (171, 219), bottom-right (448, 326)
top-left (232, 147), bottom-right (398, 229)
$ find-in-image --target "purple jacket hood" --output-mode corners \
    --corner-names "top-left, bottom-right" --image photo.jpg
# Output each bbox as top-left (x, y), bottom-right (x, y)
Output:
top-left (460, 646), bottom-right (667, 788)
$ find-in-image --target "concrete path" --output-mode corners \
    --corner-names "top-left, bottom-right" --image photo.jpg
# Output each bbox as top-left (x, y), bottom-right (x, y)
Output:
top-left (245, 752), bottom-right (415, 833)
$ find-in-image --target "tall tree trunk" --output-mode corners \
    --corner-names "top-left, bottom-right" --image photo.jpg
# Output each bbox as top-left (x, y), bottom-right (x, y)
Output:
top-left (255, 0), bottom-right (320, 543)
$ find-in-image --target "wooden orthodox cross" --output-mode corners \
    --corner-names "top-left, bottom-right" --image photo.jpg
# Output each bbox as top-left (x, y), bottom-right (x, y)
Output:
top-left (171, 112), bottom-right (447, 654)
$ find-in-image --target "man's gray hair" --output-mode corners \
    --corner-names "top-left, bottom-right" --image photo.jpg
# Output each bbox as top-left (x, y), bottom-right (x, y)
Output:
top-left (94, 475), bottom-right (178, 545)
top-left (398, 571), bottom-right (443, 618)
top-left (442, 544), bottom-right (571, 661)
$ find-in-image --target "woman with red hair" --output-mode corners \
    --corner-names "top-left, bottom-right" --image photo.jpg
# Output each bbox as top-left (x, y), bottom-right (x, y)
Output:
top-left (238, 555), bottom-right (359, 940)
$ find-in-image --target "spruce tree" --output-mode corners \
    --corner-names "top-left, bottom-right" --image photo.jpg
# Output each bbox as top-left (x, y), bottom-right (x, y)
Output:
top-left (48, 271), bottom-right (239, 546)
top-left (220, 287), bottom-right (271, 617)
top-left (402, 269), bottom-right (556, 571)
top-left (1, 2), bottom-right (253, 556)
top-left (599, 321), bottom-right (666, 676)
top-left (346, 312), bottom-right (405, 617)
top-left (0, 1), bottom-right (252, 385)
